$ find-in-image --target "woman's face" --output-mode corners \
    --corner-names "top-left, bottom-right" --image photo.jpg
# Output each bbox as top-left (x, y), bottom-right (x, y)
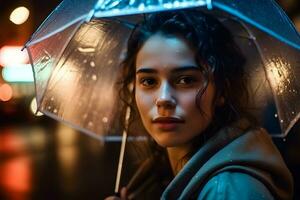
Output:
top-left (135, 34), bottom-right (216, 148)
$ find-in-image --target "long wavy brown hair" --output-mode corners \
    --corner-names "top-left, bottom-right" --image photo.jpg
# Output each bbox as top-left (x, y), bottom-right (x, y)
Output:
top-left (118, 8), bottom-right (255, 168)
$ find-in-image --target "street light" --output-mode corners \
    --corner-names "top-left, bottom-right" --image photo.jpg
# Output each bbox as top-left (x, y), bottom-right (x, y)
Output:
top-left (9, 6), bottom-right (30, 25)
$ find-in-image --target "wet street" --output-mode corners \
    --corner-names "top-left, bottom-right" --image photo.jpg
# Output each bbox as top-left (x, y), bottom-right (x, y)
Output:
top-left (0, 117), bottom-right (300, 200)
top-left (0, 119), bottom-right (145, 200)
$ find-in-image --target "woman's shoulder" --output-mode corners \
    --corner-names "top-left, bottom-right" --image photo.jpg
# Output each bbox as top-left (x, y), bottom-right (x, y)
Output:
top-left (197, 171), bottom-right (274, 200)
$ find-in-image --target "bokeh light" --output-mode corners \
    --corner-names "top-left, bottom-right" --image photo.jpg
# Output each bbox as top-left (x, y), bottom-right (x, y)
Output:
top-left (0, 46), bottom-right (29, 67)
top-left (9, 6), bottom-right (30, 25)
top-left (0, 83), bottom-right (13, 101)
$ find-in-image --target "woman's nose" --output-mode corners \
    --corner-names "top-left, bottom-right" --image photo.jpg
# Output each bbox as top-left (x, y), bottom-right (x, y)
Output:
top-left (155, 82), bottom-right (176, 109)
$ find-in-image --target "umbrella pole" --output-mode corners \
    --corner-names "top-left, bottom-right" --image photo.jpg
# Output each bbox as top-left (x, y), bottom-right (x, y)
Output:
top-left (114, 106), bottom-right (131, 194)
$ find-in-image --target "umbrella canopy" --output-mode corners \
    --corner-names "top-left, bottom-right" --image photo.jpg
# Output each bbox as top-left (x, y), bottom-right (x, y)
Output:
top-left (24, 0), bottom-right (300, 194)
top-left (25, 0), bottom-right (300, 139)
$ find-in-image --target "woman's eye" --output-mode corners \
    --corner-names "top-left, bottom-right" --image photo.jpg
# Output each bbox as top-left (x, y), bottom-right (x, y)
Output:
top-left (176, 76), bottom-right (197, 85)
top-left (139, 78), bottom-right (157, 87)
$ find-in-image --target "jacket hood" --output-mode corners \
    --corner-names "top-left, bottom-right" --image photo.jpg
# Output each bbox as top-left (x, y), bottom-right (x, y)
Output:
top-left (162, 119), bottom-right (293, 199)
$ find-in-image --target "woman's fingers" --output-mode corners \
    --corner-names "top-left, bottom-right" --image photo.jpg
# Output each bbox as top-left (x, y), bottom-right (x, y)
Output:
top-left (104, 187), bottom-right (127, 200)
top-left (120, 187), bottom-right (128, 200)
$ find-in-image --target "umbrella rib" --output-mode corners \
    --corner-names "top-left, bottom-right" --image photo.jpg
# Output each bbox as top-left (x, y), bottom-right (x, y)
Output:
top-left (213, 1), bottom-right (300, 50)
top-left (38, 20), bottom-right (84, 112)
top-left (26, 15), bottom-right (88, 47)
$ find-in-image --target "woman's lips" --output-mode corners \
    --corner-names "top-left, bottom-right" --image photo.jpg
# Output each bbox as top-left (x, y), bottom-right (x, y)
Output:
top-left (152, 117), bottom-right (185, 131)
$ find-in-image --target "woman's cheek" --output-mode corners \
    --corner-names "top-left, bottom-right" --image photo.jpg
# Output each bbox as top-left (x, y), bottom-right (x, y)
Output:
top-left (135, 90), bottom-right (151, 115)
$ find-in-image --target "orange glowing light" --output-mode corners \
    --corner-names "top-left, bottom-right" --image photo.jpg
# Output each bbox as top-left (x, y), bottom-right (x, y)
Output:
top-left (0, 83), bottom-right (13, 101)
top-left (0, 46), bottom-right (29, 67)
top-left (0, 157), bottom-right (32, 197)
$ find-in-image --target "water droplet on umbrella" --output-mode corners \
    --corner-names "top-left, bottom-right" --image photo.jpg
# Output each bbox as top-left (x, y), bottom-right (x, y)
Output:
top-left (83, 113), bottom-right (88, 119)
top-left (90, 61), bottom-right (95, 67)
top-left (88, 121), bottom-right (93, 127)
top-left (77, 47), bottom-right (95, 53)
top-left (92, 75), bottom-right (97, 81)
top-left (102, 117), bottom-right (108, 123)
top-left (138, 3), bottom-right (145, 11)
top-left (174, 1), bottom-right (180, 7)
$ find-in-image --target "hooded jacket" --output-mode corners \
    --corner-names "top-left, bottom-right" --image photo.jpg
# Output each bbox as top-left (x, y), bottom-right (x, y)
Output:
top-left (161, 119), bottom-right (293, 200)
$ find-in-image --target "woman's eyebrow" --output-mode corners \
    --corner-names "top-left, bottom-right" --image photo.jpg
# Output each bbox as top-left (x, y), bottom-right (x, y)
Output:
top-left (171, 66), bottom-right (201, 73)
top-left (135, 66), bottom-right (201, 74)
top-left (136, 68), bottom-right (157, 74)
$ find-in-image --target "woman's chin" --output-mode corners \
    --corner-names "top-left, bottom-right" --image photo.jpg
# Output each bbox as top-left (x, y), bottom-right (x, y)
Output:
top-left (154, 137), bottom-right (183, 148)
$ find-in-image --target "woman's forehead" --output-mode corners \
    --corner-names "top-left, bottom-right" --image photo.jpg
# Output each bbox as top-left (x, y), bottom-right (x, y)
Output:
top-left (136, 34), bottom-right (197, 71)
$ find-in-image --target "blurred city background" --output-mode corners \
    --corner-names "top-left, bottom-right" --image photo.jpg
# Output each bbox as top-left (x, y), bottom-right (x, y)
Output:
top-left (0, 0), bottom-right (300, 200)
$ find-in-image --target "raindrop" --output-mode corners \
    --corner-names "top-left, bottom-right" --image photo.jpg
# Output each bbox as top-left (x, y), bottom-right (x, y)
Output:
top-left (50, 97), bottom-right (55, 101)
top-left (88, 121), bottom-right (93, 127)
top-left (274, 114), bottom-right (278, 118)
top-left (77, 47), bottom-right (95, 53)
top-left (173, 0), bottom-right (180, 7)
top-left (90, 61), bottom-right (96, 67)
top-left (280, 119), bottom-right (284, 123)
top-left (47, 106), bottom-right (51, 110)
top-left (92, 75), bottom-right (97, 81)
top-left (138, 3), bottom-right (145, 11)
top-left (163, 3), bottom-right (173, 8)
top-left (83, 113), bottom-right (88, 119)
top-left (53, 109), bottom-right (58, 114)
top-left (102, 117), bottom-right (108, 123)
top-left (283, 138), bottom-right (286, 142)
top-left (83, 59), bottom-right (87, 63)
top-left (292, 111), bottom-right (295, 115)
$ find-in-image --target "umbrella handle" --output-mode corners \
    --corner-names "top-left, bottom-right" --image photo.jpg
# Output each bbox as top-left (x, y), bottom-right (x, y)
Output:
top-left (114, 106), bottom-right (131, 193)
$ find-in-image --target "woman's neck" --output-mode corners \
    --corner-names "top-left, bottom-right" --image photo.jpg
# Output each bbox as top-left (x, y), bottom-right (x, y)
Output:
top-left (167, 144), bottom-right (192, 175)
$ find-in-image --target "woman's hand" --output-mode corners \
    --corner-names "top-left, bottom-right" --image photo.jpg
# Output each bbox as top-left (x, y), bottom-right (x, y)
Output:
top-left (104, 187), bottom-right (127, 200)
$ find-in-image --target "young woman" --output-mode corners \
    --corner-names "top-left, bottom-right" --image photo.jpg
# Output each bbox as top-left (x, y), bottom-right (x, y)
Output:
top-left (107, 9), bottom-right (293, 199)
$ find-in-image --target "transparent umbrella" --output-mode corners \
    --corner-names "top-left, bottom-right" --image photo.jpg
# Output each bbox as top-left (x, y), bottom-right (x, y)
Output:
top-left (24, 0), bottom-right (300, 193)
